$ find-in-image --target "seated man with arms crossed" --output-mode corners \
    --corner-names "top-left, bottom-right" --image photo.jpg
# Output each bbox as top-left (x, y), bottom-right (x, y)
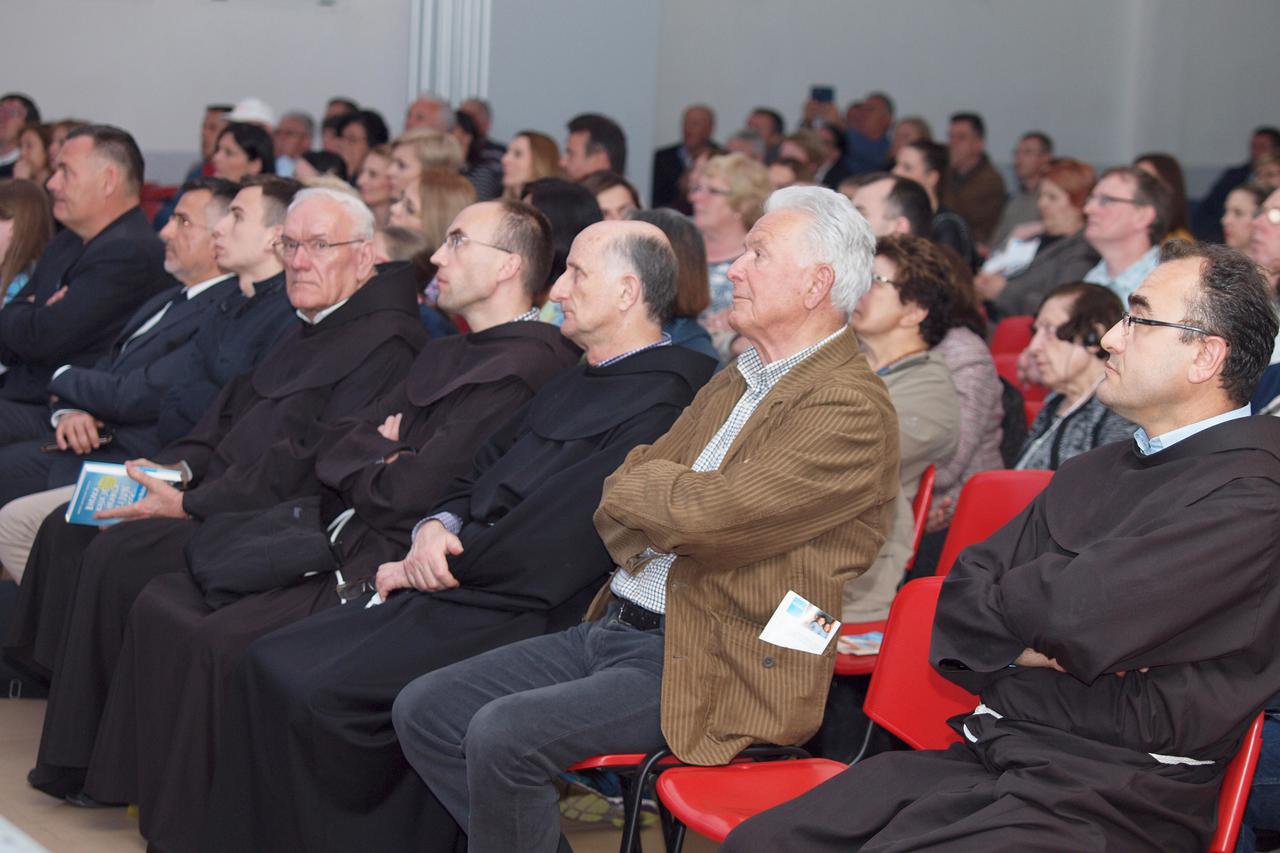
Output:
top-left (724, 240), bottom-right (1280, 851)
top-left (391, 186), bottom-right (900, 853)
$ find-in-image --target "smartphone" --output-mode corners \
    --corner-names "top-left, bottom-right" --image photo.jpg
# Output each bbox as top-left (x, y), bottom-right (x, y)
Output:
top-left (41, 432), bottom-right (114, 452)
top-left (810, 85), bottom-right (835, 104)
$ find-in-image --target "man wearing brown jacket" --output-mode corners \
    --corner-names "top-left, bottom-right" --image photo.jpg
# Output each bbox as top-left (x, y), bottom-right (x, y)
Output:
top-left (392, 185), bottom-right (900, 853)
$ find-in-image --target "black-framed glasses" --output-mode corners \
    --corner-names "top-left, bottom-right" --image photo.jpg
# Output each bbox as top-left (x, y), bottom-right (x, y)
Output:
top-left (444, 232), bottom-right (512, 253)
top-left (276, 237), bottom-right (366, 258)
top-left (1120, 312), bottom-right (1225, 343)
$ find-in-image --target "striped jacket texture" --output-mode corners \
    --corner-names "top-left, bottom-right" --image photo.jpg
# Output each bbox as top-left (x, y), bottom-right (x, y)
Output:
top-left (590, 328), bottom-right (900, 765)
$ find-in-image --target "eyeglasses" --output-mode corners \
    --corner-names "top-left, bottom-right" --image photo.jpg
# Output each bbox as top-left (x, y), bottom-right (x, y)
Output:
top-left (1087, 193), bottom-right (1147, 208)
top-left (871, 274), bottom-right (897, 287)
top-left (443, 232), bottom-right (512, 253)
top-left (690, 184), bottom-right (731, 196)
top-left (1256, 207), bottom-right (1280, 225)
top-left (1120, 312), bottom-right (1224, 342)
top-left (276, 237), bottom-right (366, 258)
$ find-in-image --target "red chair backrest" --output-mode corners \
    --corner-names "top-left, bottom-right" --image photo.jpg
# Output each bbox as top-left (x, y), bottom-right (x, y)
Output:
top-left (993, 352), bottom-right (1049, 403)
top-left (863, 577), bottom-right (976, 750)
top-left (1210, 712), bottom-right (1265, 852)
top-left (904, 465), bottom-right (936, 571)
top-left (991, 315), bottom-right (1034, 355)
top-left (1024, 399), bottom-right (1044, 429)
top-left (935, 470), bottom-right (1053, 577)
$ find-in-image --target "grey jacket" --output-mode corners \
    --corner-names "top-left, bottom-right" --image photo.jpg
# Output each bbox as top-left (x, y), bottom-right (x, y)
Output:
top-left (993, 231), bottom-right (1099, 317)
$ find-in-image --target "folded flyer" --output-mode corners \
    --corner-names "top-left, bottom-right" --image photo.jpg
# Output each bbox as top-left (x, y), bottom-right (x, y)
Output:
top-left (65, 461), bottom-right (184, 526)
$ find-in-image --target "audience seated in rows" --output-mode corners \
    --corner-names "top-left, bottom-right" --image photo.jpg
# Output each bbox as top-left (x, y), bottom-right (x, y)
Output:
top-left (0, 94), bottom-right (39, 178)
top-left (1082, 165), bottom-right (1171, 302)
top-left (892, 139), bottom-right (977, 268)
top-left (940, 112), bottom-right (1006, 247)
top-left (500, 130), bottom-right (562, 200)
top-left (561, 113), bottom-right (626, 181)
top-left (0, 178), bottom-right (52, 305)
top-left (989, 130), bottom-right (1053, 248)
top-left (652, 103), bottom-right (718, 214)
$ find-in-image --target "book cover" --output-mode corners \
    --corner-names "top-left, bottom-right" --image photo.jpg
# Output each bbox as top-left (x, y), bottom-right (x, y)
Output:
top-left (64, 461), bottom-right (184, 527)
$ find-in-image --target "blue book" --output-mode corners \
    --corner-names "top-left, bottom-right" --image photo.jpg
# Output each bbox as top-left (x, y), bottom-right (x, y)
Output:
top-left (64, 461), bottom-right (185, 526)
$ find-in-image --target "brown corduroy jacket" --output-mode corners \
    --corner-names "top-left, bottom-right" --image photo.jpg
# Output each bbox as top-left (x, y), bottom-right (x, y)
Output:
top-left (589, 328), bottom-right (900, 765)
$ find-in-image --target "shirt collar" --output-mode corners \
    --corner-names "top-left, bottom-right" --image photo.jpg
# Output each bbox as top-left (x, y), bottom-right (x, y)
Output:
top-left (1133, 404), bottom-right (1252, 455)
top-left (736, 326), bottom-right (845, 391)
top-left (183, 273), bottom-right (235, 301)
top-left (296, 297), bottom-right (351, 326)
top-left (593, 333), bottom-right (672, 367)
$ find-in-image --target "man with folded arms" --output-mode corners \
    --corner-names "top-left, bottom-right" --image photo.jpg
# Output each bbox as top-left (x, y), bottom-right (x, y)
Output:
top-left (82, 200), bottom-right (581, 852)
top-left (10, 187), bottom-right (427, 801)
top-left (0, 125), bottom-right (168, 424)
top-left (724, 240), bottom-right (1280, 851)
top-left (201, 218), bottom-right (716, 853)
top-left (391, 186), bottom-right (899, 853)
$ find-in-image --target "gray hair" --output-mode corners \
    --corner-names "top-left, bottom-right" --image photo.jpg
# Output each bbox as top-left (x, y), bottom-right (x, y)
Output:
top-left (606, 231), bottom-right (679, 325)
top-left (763, 185), bottom-right (875, 317)
top-left (728, 128), bottom-right (766, 161)
top-left (282, 110), bottom-right (315, 138)
top-left (412, 92), bottom-right (455, 131)
top-left (288, 187), bottom-right (375, 240)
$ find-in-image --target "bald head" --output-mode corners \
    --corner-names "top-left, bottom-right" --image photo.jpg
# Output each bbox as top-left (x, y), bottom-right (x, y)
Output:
top-left (551, 220), bottom-right (677, 353)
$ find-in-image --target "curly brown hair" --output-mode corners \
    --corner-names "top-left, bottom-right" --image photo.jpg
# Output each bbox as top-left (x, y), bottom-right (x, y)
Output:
top-left (873, 234), bottom-right (955, 346)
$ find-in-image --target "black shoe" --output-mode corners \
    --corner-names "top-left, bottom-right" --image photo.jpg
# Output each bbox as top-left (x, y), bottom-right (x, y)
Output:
top-left (26, 763), bottom-right (86, 799)
top-left (65, 790), bottom-right (126, 809)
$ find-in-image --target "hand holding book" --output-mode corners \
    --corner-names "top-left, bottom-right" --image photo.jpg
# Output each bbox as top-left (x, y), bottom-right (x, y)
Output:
top-left (93, 459), bottom-right (188, 523)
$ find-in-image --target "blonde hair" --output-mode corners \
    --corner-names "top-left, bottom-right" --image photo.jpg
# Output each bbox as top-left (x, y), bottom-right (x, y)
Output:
top-left (416, 169), bottom-right (477, 250)
top-left (391, 128), bottom-right (464, 172)
top-left (701, 153), bottom-right (772, 228)
top-left (503, 130), bottom-right (564, 200)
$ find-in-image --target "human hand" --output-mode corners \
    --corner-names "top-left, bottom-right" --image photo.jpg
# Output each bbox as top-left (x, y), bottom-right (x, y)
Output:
top-left (377, 413), bottom-right (403, 442)
top-left (925, 496), bottom-right (954, 534)
top-left (55, 412), bottom-right (105, 454)
top-left (374, 520), bottom-right (463, 598)
top-left (1014, 647), bottom-right (1065, 672)
top-left (973, 272), bottom-right (1007, 301)
top-left (44, 286), bottom-right (68, 307)
top-left (93, 460), bottom-right (187, 522)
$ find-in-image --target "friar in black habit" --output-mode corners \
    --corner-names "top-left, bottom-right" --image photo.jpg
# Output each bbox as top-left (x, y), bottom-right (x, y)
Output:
top-left (81, 200), bottom-right (582, 852)
top-left (10, 187), bottom-right (428, 800)
top-left (199, 220), bottom-right (715, 853)
top-left (724, 243), bottom-right (1280, 852)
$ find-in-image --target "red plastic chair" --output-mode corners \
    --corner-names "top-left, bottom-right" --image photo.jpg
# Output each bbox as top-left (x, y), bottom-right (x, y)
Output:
top-left (139, 182), bottom-right (178, 224)
top-left (934, 469), bottom-right (1053, 577)
top-left (991, 315), bottom-right (1034, 355)
top-left (993, 352), bottom-right (1049, 403)
top-left (834, 465), bottom-right (935, 678)
top-left (1209, 712), bottom-right (1265, 853)
top-left (1024, 398), bottom-right (1044, 428)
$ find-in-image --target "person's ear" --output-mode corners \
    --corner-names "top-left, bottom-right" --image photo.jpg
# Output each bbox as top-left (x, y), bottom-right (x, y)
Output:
top-left (803, 262), bottom-right (835, 311)
top-left (1187, 334), bottom-right (1230, 388)
top-left (615, 271), bottom-right (642, 313)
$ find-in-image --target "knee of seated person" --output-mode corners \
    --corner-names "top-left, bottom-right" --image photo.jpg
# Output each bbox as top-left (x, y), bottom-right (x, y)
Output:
top-left (464, 695), bottom-right (531, 764)
top-left (391, 678), bottom-right (434, 740)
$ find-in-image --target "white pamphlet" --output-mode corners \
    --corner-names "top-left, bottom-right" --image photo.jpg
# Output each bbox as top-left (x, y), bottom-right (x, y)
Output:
top-left (758, 590), bottom-right (841, 655)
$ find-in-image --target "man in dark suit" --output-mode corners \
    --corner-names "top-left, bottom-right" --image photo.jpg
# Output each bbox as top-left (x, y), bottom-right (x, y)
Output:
top-left (0, 125), bottom-right (169, 418)
top-left (651, 104), bottom-right (719, 214)
top-left (0, 177), bottom-right (240, 506)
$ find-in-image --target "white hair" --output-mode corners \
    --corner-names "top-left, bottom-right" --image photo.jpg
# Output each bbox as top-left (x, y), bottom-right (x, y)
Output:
top-left (764, 185), bottom-right (875, 317)
top-left (288, 187), bottom-right (375, 240)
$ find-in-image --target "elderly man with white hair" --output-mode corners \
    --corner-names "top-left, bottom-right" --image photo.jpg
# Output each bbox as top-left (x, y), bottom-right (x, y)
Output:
top-left (392, 185), bottom-right (901, 853)
top-left (16, 186), bottom-right (428, 804)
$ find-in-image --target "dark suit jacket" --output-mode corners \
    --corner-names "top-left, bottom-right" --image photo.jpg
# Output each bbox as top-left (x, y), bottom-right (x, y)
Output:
top-left (651, 143), bottom-right (689, 211)
top-left (46, 275), bottom-right (240, 460)
top-left (0, 206), bottom-right (168, 402)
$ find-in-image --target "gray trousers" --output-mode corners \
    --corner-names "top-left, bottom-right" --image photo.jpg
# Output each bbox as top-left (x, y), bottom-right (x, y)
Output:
top-left (392, 599), bottom-right (666, 853)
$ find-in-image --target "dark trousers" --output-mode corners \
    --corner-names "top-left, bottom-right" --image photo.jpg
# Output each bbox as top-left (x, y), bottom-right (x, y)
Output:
top-left (392, 600), bottom-right (666, 853)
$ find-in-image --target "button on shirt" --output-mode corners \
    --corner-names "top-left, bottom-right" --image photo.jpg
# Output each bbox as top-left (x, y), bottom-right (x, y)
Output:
top-left (610, 327), bottom-right (847, 614)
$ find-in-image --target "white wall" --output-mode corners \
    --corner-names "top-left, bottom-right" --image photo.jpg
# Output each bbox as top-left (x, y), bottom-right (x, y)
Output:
top-left (0, 0), bottom-right (414, 182)
top-left (655, 0), bottom-right (1280, 194)
top-left (486, 0), bottom-right (663, 199)
top-left (2, 0), bottom-right (1277, 195)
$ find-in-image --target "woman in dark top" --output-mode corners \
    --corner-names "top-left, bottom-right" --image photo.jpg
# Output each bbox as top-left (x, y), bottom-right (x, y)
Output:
top-left (1016, 282), bottom-right (1135, 469)
top-left (893, 139), bottom-right (976, 269)
top-left (210, 123), bottom-right (274, 182)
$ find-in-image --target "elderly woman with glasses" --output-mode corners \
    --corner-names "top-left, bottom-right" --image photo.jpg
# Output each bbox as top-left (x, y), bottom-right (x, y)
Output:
top-left (1015, 282), bottom-right (1136, 469)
